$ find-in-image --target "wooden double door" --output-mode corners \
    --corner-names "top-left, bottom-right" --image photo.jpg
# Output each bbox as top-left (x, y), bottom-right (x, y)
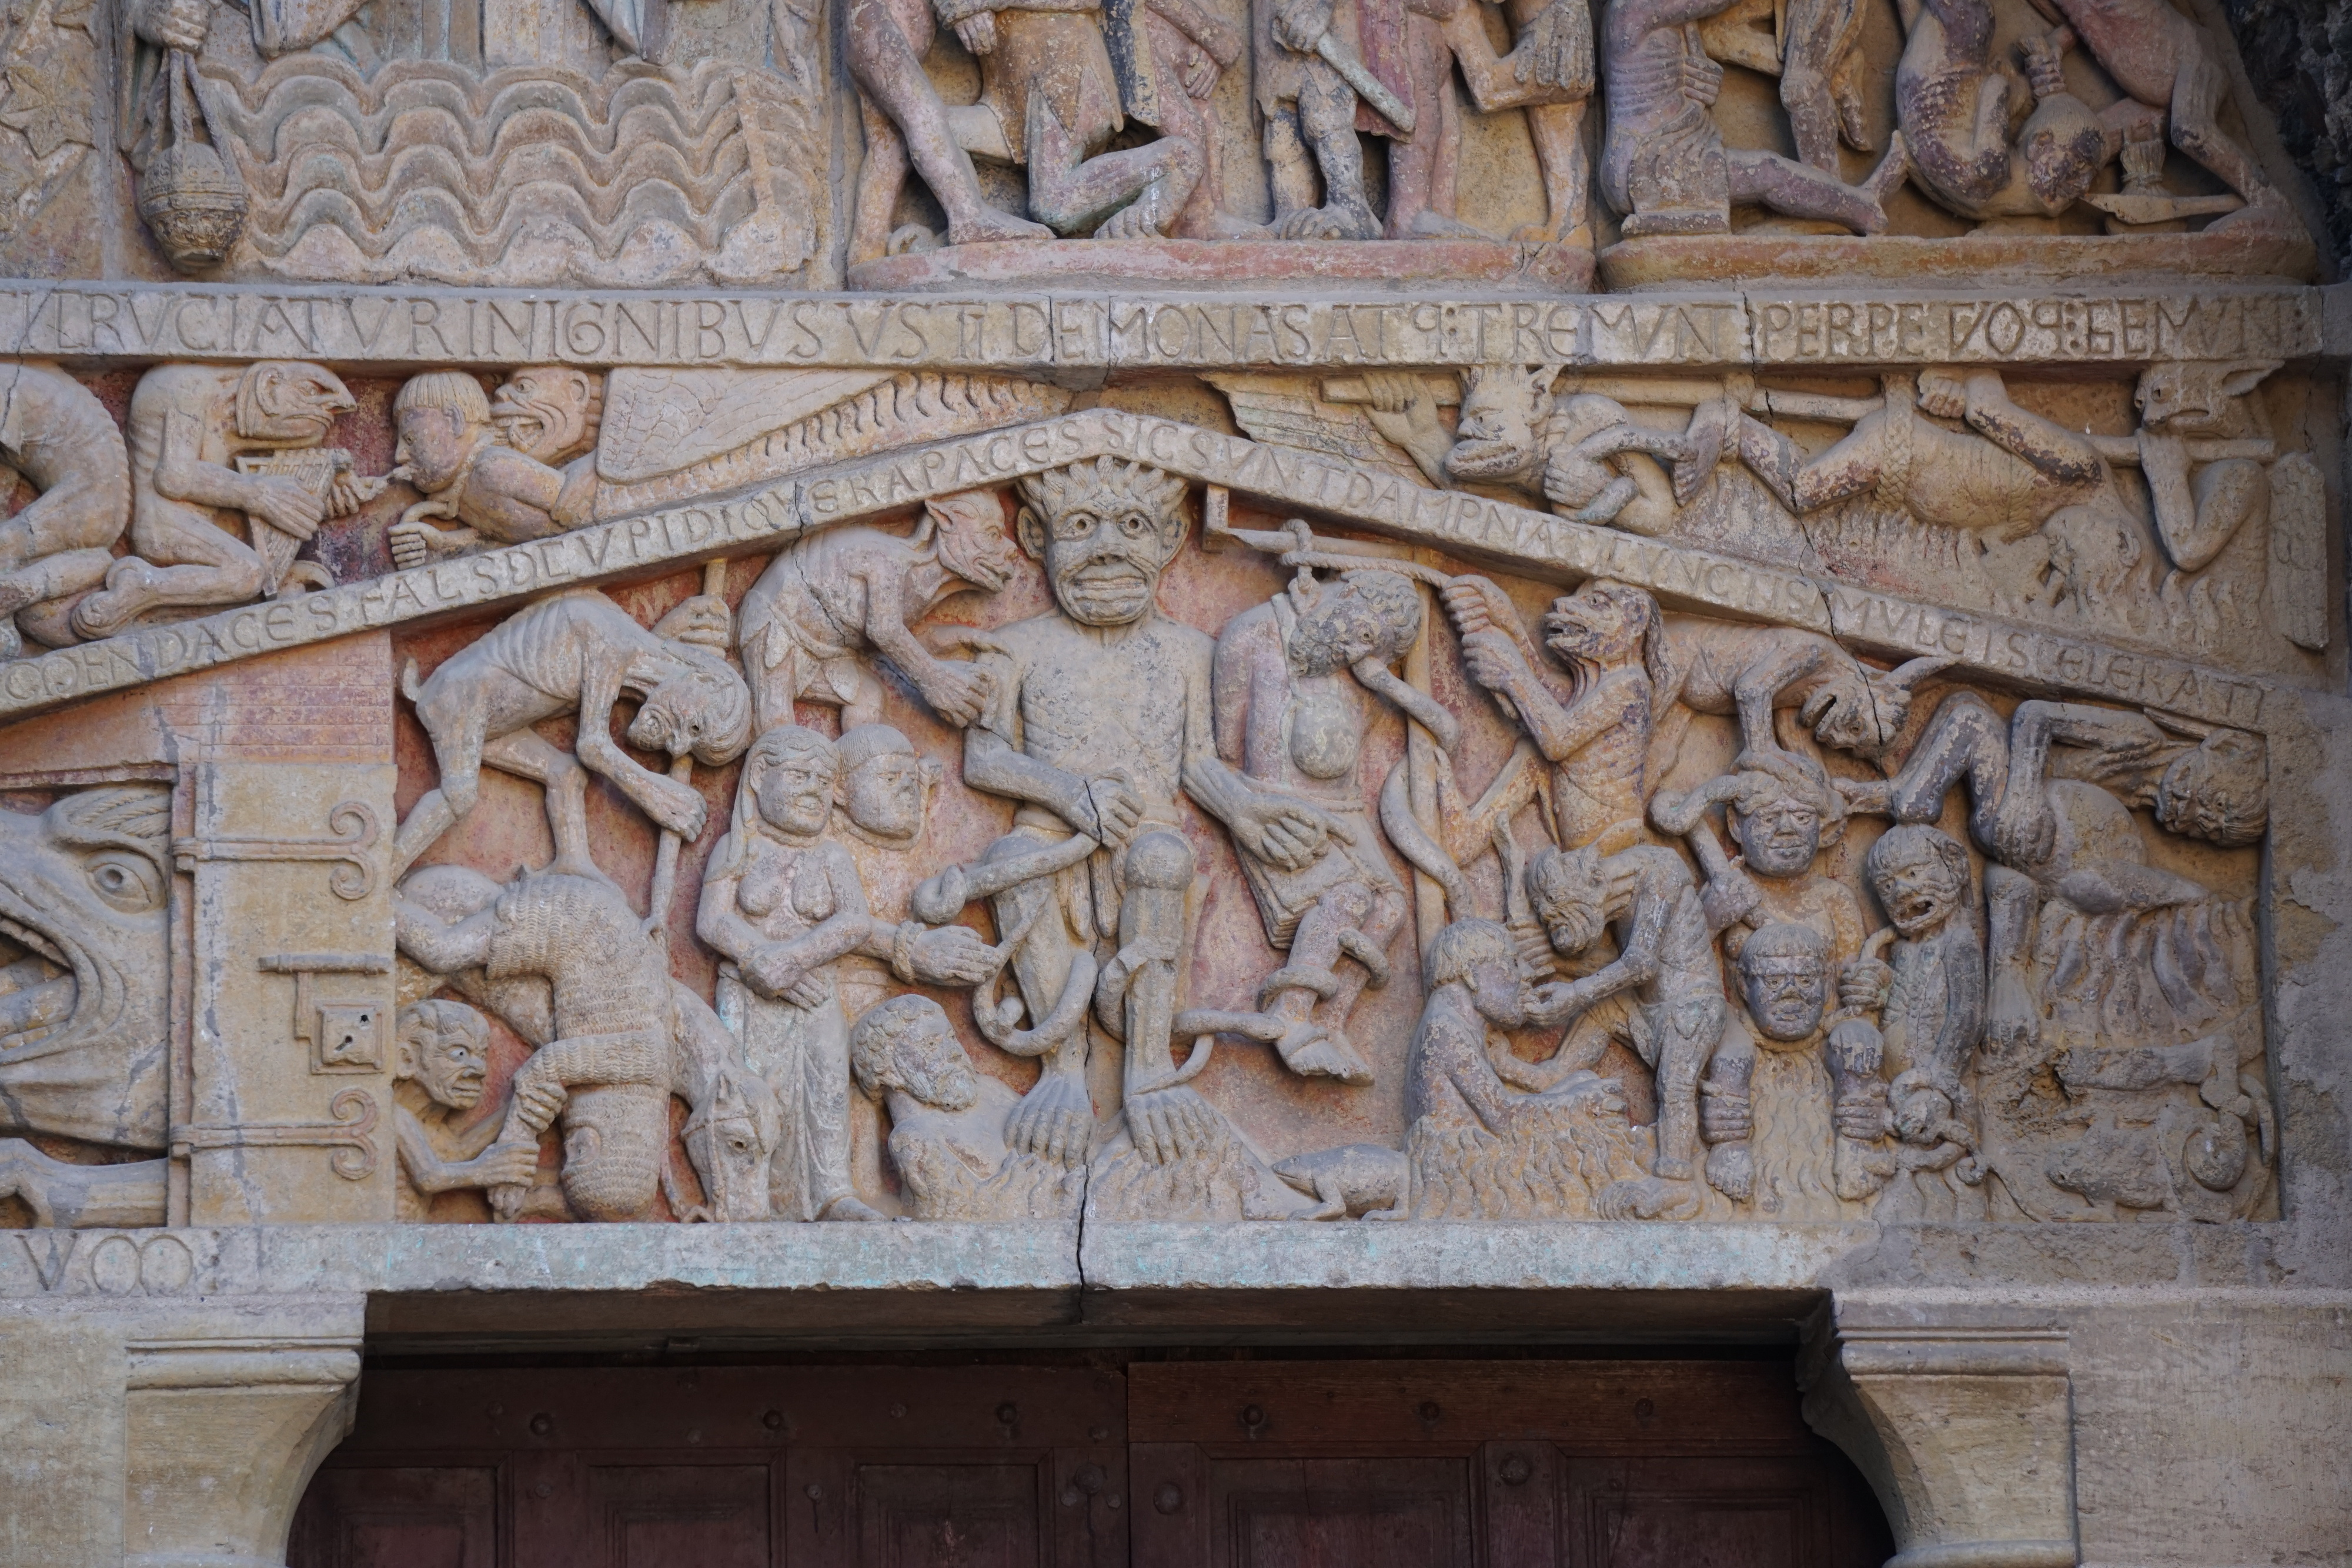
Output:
top-left (292, 1355), bottom-right (1892, 1567)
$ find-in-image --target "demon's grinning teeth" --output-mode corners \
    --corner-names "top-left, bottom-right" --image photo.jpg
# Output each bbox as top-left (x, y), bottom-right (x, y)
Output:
top-left (0, 917), bottom-right (66, 967)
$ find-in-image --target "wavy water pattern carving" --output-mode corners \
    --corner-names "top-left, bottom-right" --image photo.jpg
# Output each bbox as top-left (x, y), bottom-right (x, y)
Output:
top-left (199, 56), bottom-right (817, 286)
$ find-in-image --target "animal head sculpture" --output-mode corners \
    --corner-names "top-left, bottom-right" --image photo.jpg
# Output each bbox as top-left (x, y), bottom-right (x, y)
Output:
top-left (919, 490), bottom-right (1021, 595)
top-left (1523, 820), bottom-right (1646, 957)
top-left (490, 366), bottom-right (605, 465)
top-left (0, 787), bottom-right (173, 1149)
top-left (677, 1069), bottom-right (780, 1222)
top-left (1446, 363), bottom-right (1560, 484)
top-left (1541, 579), bottom-right (1670, 693)
top-left (630, 649), bottom-right (753, 770)
top-left (2134, 360), bottom-right (2279, 433)
top-left (235, 361), bottom-right (356, 447)
top-left (1805, 657), bottom-right (1950, 757)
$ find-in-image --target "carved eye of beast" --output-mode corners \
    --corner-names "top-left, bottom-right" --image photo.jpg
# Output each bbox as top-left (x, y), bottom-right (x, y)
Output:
top-left (85, 853), bottom-right (165, 915)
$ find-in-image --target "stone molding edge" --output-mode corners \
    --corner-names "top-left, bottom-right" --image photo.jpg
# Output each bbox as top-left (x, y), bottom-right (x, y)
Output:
top-left (0, 410), bottom-right (2283, 729)
top-left (1882, 1546), bottom-right (2079, 1568)
top-left (1802, 1305), bottom-right (2081, 1568)
top-left (0, 280), bottom-right (2329, 373)
top-left (12, 1223), bottom-right (2346, 1299)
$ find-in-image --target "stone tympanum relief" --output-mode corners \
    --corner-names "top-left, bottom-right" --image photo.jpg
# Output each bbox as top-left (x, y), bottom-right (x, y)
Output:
top-left (93, 0), bottom-right (2317, 290)
top-left (342, 443), bottom-right (2274, 1227)
top-left (0, 326), bottom-right (2317, 1229)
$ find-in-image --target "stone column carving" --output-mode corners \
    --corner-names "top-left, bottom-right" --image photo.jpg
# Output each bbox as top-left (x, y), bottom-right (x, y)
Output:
top-left (1801, 1299), bottom-right (2077, 1568)
top-left (122, 1302), bottom-right (363, 1568)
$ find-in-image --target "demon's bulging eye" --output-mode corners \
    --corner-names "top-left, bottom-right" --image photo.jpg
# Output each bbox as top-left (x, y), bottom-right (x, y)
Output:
top-left (86, 854), bottom-right (162, 914)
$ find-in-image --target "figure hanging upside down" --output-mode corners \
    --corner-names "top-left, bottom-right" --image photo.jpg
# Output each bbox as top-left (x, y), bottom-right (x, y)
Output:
top-left (1891, 0), bottom-right (2112, 222)
top-left (0, 363), bottom-right (130, 660)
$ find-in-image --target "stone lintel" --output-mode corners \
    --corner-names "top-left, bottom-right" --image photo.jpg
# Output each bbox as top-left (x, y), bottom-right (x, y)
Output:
top-left (0, 281), bottom-right (2327, 373)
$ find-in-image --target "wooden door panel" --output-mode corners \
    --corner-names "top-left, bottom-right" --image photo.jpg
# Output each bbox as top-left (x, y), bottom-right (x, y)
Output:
top-left (1047, 1447), bottom-right (1132, 1568)
top-left (1562, 1457), bottom-right (1851, 1568)
top-left (1208, 1456), bottom-right (1475, 1568)
top-left (784, 1447), bottom-right (856, 1567)
top-left (1128, 1362), bottom-right (1815, 1454)
top-left (582, 1464), bottom-right (770, 1568)
top-left (1478, 1440), bottom-right (1559, 1566)
top-left (1130, 1442), bottom-right (1209, 1568)
top-left (288, 1465), bottom-right (497, 1568)
top-left (856, 1462), bottom-right (1044, 1567)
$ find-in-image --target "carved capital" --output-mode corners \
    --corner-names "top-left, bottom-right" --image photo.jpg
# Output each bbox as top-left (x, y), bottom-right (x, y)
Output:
top-left (122, 1303), bottom-right (363, 1568)
top-left (1800, 1300), bottom-right (2076, 1568)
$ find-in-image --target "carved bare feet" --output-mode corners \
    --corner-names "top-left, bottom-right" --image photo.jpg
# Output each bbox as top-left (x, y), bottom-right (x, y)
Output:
top-left (1095, 179), bottom-right (1178, 241)
top-left (1674, 396), bottom-right (1731, 503)
top-left (1272, 202), bottom-right (1380, 241)
top-left (1124, 1082), bottom-right (1226, 1165)
top-left (1596, 1174), bottom-right (1705, 1221)
top-left (1835, 777), bottom-right (1894, 817)
top-left (1854, 131), bottom-right (1912, 232)
top-left (1704, 1141), bottom-right (1754, 1202)
top-left (1275, 1020), bottom-right (1372, 1085)
top-left (948, 206), bottom-right (1054, 246)
top-left (70, 559), bottom-right (172, 640)
top-left (1005, 1072), bottom-right (1095, 1167)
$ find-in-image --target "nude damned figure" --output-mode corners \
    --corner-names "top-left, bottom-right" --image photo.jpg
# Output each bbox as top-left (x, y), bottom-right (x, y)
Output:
top-left (0, 362), bottom-right (129, 660)
top-left (392, 589), bottom-right (751, 880)
top-left (1598, 0), bottom-right (1907, 237)
top-left (1892, 0), bottom-right (2110, 221)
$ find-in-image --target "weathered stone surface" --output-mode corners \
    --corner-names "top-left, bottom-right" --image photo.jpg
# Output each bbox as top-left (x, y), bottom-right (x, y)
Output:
top-left (0, 0), bottom-right (2344, 1556)
top-left (0, 285), bottom-right (2324, 370)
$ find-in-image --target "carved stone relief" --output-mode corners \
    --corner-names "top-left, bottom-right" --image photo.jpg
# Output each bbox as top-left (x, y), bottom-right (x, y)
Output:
top-left (122, 0), bottom-right (833, 285)
top-left (0, 0), bottom-right (98, 246)
top-left (0, 306), bottom-right (2326, 1228)
top-left (47, 0), bottom-right (2321, 292)
top-left (447, 447), bottom-right (2281, 1225)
